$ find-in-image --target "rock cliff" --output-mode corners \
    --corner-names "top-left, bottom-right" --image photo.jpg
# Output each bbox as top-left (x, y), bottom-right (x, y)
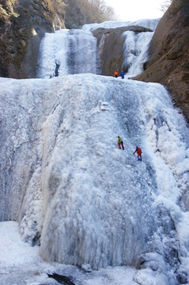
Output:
top-left (92, 26), bottom-right (153, 76)
top-left (134, 0), bottom-right (189, 124)
top-left (0, 0), bottom-right (65, 79)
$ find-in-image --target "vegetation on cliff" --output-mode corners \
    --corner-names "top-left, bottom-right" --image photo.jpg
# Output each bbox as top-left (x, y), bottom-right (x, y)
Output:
top-left (64, 0), bottom-right (116, 28)
top-left (0, 0), bottom-right (66, 78)
top-left (0, 0), bottom-right (19, 23)
top-left (0, 0), bottom-right (117, 78)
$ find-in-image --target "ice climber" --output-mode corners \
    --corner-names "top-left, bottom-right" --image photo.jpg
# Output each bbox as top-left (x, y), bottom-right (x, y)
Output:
top-left (118, 136), bottom-right (124, 150)
top-left (114, 69), bottom-right (118, 78)
top-left (121, 71), bottom-right (124, 79)
top-left (55, 62), bottom-right (60, 77)
top-left (133, 146), bottom-right (142, 161)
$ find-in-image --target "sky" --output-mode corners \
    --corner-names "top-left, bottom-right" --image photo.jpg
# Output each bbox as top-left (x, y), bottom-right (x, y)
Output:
top-left (105, 0), bottom-right (164, 21)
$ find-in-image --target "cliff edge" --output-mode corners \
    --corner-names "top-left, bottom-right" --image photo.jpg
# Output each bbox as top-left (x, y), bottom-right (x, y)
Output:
top-left (134, 0), bottom-right (189, 124)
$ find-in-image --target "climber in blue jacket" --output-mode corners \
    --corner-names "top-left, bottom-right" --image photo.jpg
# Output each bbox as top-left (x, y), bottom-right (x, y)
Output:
top-left (120, 71), bottom-right (124, 79)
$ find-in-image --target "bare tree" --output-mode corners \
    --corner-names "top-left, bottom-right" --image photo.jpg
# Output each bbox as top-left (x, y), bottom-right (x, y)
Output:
top-left (89, 0), bottom-right (117, 21)
top-left (160, 0), bottom-right (173, 13)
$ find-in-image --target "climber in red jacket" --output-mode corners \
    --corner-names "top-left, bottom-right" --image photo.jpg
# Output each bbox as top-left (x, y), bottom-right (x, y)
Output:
top-left (133, 146), bottom-right (142, 161)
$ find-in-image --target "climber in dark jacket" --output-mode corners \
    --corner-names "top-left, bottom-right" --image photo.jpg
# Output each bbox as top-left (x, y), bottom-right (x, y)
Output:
top-left (55, 63), bottom-right (60, 77)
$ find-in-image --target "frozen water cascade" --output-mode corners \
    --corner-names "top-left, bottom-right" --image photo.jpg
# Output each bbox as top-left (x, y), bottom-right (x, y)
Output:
top-left (1, 19), bottom-right (189, 285)
top-left (38, 76), bottom-right (157, 268)
top-left (37, 29), bottom-right (97, 78)
top-left (36, 19), bottom-right (159, 80)
top-left (122, 31), bottom-right (153, 78)
top-left (1, 73), bottom-right (189, 280)
top-left (67, 29), bottom-right (98, 75)
top-left (36, 29), bottom-right (69, 78)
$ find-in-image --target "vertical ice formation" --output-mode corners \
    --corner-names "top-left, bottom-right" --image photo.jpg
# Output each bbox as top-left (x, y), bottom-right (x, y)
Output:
top-left (1, 74), bottom-right (189, 271)
top-left (67, 29), bottom-right (97, 75)
top-left (0, 77), bottom-right (63, 222)
top-left (37, 29), bottom-right (97, 78)
top-left (0, 78), bottom-right (44, 221)
top-left (122, 31), bottom-right (153, 78)
top-left (37, 30), bottom-right (69, 79)
top-left (38, 75), bottom-right (157, 269)
top-left (1, 15), bottom-right (189, 273)
top-left (0, 75), bottom-right (158, 268)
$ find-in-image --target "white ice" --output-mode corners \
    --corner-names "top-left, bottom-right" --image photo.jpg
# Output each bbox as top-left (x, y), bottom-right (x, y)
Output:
top-left (122, 31), bottom-right (153, 78)
top-left (37, 30), bottom-right (69, 79)
top-left (0, 221), bottom-right (139, 285)
top-left (82, 18), bottom-right (160, 32)
top-left (37, 20), bottom-right (156, 80)
top-left (1, 74), bottom-right (189, 284)
top-left (37, 29), bottom-right (97, 78)
top-left (1, 16), bottom-right (189, 285)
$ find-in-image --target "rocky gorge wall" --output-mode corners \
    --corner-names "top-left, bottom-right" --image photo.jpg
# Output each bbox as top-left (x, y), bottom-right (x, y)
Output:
top-left (92, 26), bottom-right (152, 77)
top-left (0, 0), bottom-right (65, 79)
top-left (134, 0), bottom-right (189, 124)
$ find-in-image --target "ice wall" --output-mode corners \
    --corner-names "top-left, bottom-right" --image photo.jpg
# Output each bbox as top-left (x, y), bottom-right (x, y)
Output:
top-left (1, 74), bottom-right (189, 271)
top-left (37, 30), bottom-right (97, 79)
top-left (0, 78), bottom-right (44, 221)
top-left (122, 31), bottom-right (153, 78)
top-left (38, 75), bottom-right (158, 269)
top-left (36, 30), bottom-right (69, 79)
top-left (0, 75), bottom-right (158, 268)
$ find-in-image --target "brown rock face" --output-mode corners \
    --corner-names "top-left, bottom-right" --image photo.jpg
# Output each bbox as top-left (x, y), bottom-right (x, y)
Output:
top-left (0, 0), bottom-right (65, 79)
top-left (134, 0), bottom-right (189, 124)
top-left (92, 26), bottom-right (153, 77)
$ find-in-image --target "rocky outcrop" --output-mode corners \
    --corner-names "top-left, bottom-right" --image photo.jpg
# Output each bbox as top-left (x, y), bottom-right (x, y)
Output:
top-left (134, 0), bottom-right (189, 124)
top-left (92, 26), bottom-right (152, 76)
top-left (0, 0), bottom-right (65, 79)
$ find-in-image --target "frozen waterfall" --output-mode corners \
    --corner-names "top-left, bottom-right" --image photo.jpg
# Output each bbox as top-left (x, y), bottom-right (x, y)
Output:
top-left (37, 29), bottom-right (98, 79)
top-left (1, 19), bottom-right (189, 285)
top-left (1, 73), bottom-right (189, 275)
top-left (122, 31), bottom-right (153, 78)
top-left (36, 19), bottom-right (158, 80)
